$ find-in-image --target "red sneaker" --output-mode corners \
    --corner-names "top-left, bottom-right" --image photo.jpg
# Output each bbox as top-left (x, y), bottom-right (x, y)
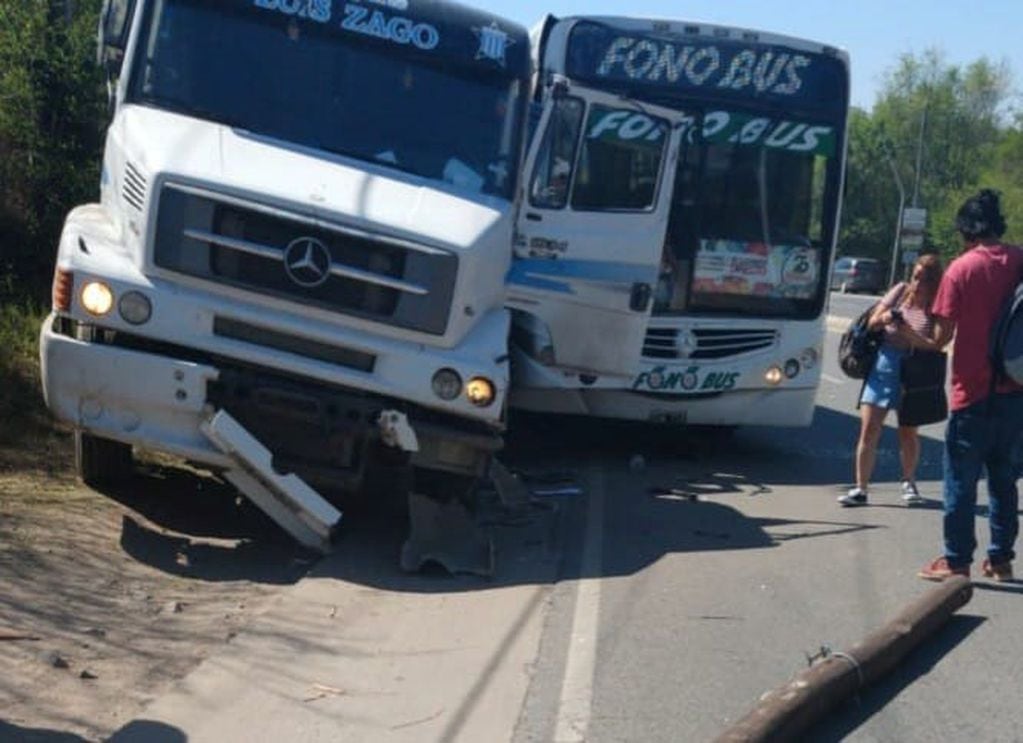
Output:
top-left (981, 558), bottom-right (1013, 582)
top-left (918, 556), bottom-right (970, 581)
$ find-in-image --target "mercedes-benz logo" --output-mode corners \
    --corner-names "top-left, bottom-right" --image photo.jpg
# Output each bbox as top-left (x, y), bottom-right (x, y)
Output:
top-left (676, 329), bottom-right (698, 358)
top-left (283, 237), bottom-right (331, 289)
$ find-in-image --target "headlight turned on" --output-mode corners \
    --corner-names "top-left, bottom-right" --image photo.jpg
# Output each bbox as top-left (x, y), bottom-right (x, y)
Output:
top-left (764, 365), bottom-right (784, 386)
top-left (80, 281), bottom-right (114, 316)
top-left (465, 377), bottom-right (496, 407)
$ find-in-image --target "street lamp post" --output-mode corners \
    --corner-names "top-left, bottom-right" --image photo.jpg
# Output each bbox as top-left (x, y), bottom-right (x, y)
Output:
top-left (884, 144), bottom-right (905, 288)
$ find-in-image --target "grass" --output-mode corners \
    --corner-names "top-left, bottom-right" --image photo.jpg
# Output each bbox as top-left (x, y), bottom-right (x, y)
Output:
top-left (0, 297), bottom-right (72, 474)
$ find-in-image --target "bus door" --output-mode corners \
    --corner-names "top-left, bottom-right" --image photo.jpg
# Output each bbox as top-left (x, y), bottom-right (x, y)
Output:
top-left (509, 87), bottom-right (684, 378)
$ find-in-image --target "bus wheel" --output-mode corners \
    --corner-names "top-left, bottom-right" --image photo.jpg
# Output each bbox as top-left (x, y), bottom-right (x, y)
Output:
top-left (75, 430), bottom-right (134, 487)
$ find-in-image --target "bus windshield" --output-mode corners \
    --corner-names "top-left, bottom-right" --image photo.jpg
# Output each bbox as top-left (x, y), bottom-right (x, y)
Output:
top-left (657, 108), bottom-right (842, 319)
top-left (127, 0), bottom-right (525, 199)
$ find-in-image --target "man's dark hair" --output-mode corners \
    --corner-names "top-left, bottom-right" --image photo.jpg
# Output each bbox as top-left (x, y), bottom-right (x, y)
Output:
top-left (955, 188), bottom-right (1007, 240)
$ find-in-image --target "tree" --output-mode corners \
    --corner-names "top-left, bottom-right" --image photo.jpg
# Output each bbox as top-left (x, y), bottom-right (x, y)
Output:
top-left (839, 50), bottom-right (1016, 270)
top-left (839, 108), bottom-right (902, 276)
top-left (0, 0), bottom-right (106, 300)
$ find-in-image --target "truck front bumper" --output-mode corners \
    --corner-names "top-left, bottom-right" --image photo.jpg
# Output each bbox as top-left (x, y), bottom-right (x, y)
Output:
top-left (40, 315), bottom-right (502, 482)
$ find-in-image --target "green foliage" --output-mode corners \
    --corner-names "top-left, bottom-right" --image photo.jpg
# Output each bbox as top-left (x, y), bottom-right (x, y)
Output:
top-left (0, 0), bottom-right (106, 302)
top-left (0, 301), bottom-right (48, 443)
top-left (840, 49), bottom-right (1020, 273)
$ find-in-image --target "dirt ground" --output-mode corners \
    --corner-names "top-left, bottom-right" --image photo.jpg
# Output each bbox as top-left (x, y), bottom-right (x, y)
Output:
top-left (0, 425), bottom-right (312, 741)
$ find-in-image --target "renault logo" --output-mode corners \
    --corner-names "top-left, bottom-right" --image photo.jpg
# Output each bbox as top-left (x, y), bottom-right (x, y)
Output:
top-left (284, 237), bottom-right (331, 288)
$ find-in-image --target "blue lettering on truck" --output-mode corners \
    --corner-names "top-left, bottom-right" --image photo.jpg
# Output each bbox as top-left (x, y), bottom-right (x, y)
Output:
top-left (342, 4), bottom-right (440, 50)
top-left (253, 0), bottom-right (441, 50)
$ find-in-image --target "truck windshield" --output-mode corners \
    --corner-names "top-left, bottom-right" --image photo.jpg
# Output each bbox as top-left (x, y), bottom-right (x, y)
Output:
top-left (658, 108), bottom-right (842, 319)
top-left (127, 0), bottom-right (524, 199)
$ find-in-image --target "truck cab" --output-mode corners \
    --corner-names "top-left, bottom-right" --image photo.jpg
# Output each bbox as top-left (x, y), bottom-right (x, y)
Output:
top-left (40, 0), bottom-right (531, 517)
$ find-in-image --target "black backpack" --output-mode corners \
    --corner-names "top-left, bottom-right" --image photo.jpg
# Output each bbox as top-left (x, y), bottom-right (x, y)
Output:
top-left (990, 269), bottom-right (1023, 386)
top-left (838, 304), bottom-right (884, 379)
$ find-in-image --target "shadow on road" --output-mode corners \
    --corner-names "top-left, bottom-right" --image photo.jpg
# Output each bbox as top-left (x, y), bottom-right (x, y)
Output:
top-left (808, 614), bottom-right (986, 741)
top-left (506, 405), bottom-right (946, 489)
top-left (0, 720), bottom-right (89, 742)
top-left (92, 460), bottom-right (315, 585)
top-left (107, 719), bottom-right (188, 742)
top-left (82, 399), bottom-right (953, 589)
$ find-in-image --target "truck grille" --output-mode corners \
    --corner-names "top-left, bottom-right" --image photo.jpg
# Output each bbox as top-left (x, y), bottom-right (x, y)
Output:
top-left (643, 326), bottom-right (778, 360)
top-left (153, 183), bottom-right (457, 335)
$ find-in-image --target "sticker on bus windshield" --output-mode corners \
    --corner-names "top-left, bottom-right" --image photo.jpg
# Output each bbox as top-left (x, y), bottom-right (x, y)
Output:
top-left (587, 109), bottom-right (667, 142)
top-left (680, 111), bottom-right (835, 156)
top-left (693, 239), bottom-right (819, 299)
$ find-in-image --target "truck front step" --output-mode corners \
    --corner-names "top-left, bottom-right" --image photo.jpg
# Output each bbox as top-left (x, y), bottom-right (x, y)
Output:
top-left (201, 410), bottom-right (342, 554)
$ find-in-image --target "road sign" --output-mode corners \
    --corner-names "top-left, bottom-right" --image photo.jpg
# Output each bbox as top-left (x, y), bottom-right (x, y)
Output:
top-left (900, 233), bottom-right (924, 249)
top-left (902, 207), bottom-right (927, 233)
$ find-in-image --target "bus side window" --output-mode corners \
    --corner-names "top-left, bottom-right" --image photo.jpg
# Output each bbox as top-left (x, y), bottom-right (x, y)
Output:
top-left (529, 97), bottom-right (584, 209)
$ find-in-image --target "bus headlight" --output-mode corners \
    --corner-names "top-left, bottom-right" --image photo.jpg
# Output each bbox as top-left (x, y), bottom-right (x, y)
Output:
top-left (431, 369), bottom-right (463, 401)
top-left (465, 377), bottom-right (496, 407)
top-left (81, 281), bottom-right (114, 316)
top-left (118, 291), bottom-right (152, 325)
top-left (764, 365), bottom-right (784, 386)
top-left (784, 359), bottom-right (801, 379)
top-left (800, 347), bottom-right (819, 370)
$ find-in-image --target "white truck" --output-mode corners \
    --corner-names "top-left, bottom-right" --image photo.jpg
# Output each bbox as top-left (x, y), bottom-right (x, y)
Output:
top-left (39, 0), bottom-right (530, 555)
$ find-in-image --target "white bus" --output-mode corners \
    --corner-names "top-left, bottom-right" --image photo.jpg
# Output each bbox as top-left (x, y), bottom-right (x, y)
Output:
top-left (507, 15), bottom-right (849, 427)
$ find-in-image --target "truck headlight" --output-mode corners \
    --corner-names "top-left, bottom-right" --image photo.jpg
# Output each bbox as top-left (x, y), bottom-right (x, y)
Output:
top-left (81, 281), bottom-right (114, 316)
top-left (118, 291), bottom-right (152, 325)
top-left (432, 369), bottom-right (463, 400)
top-left (465, 377), bottom-right (496, 407)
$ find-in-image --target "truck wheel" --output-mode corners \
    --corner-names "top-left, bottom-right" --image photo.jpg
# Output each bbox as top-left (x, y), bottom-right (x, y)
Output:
top-left (75, 430), bottom-right (134, 487)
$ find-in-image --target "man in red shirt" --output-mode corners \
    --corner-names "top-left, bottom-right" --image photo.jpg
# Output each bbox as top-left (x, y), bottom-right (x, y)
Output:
top-left (917, 190), bottom-right (1023, 582)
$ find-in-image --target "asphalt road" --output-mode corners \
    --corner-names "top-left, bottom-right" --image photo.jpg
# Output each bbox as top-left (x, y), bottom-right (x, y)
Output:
top-left (111, 294), bottom-right (1023, 742)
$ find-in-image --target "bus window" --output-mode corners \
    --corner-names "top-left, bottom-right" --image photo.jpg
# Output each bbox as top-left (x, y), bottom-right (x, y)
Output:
top-left (660, 110), bottom-right (841, 316)
top-left (571, 105), bottom-right (667, 211)
top-left (529, 97), bottom-right (584, 209)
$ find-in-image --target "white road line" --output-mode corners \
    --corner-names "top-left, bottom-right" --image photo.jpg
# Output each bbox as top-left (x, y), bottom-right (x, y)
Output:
top-left (554, 468), bottom-right (605, 743)
top-left (821, 373), bottom-right (846, 385)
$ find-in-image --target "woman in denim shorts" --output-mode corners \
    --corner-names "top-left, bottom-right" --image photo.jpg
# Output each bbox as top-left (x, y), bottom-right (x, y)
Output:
top-left (839, 255), bottom-right (944, 507)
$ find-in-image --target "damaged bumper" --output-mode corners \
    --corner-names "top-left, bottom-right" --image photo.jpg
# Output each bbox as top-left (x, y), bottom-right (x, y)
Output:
top-left (40, 315), bottom-right (503, 487)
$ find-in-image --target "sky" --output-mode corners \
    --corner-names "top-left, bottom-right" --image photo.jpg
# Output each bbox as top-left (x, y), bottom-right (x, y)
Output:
top-left (474, 0), bottom-right (1023, 111)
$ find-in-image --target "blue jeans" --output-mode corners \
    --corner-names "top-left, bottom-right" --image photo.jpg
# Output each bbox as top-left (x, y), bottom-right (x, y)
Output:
top-left (943, 392), bottom-right (1023, 567)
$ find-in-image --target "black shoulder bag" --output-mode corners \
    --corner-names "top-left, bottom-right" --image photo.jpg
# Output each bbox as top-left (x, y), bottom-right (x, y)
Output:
top-left (898, 349), bottom-right (948, 427)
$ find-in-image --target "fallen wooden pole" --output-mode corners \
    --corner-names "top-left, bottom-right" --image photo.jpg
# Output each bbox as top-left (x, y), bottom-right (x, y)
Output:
top-left (0, 630), bottom-right (41, 641)
top-left (716, 576), bottom-right (972, 743)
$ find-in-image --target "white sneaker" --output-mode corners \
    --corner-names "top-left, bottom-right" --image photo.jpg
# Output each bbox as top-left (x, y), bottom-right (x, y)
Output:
top-left (838, 487), bottom-right (868, 507)
top-left (901, 481), bottom-right (924, 506)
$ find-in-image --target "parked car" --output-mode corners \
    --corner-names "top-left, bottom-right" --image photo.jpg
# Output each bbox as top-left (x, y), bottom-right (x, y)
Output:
top-left (831, 256), bottom-right (886, 294)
